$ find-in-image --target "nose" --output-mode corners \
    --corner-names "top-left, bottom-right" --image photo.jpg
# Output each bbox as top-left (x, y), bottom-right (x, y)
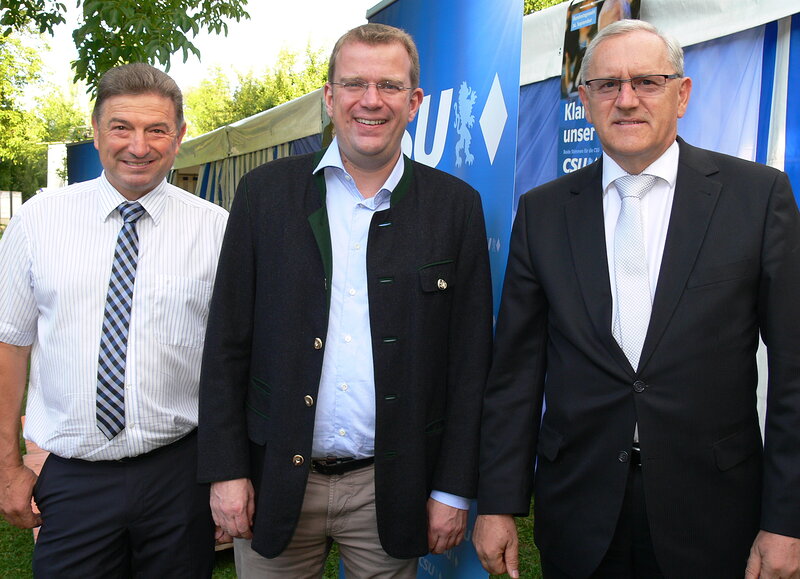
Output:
top-left (615, 81), bottom-right (639, 107)
top-left (360, 83), bottom-right (383, 107)
top-left (128, 130), bottom-right (149, 157)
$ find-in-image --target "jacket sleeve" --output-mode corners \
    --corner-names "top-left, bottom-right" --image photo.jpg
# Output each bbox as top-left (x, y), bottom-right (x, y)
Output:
top-left (478, 193), bottom-right (548, 515)
top-left (758, 170), bottom-right (800, 538)
top-left (431, 189), bottom-right (494, 498)
top-left (197, 175), bottom-right (257, 483)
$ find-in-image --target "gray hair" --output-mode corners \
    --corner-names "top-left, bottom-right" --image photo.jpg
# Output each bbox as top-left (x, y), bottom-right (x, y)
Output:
top-left (580, 19), bottom-right (684, 84)
top-left (92, 63), bottom-right (184, 129)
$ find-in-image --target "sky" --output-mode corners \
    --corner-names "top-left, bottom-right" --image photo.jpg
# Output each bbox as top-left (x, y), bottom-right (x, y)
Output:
top-left (41, 1), bottom-right (373, 96)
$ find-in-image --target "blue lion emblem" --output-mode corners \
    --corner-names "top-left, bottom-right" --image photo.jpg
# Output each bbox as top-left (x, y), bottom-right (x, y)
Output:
top-left (453, 81), bottom-right (477, 167)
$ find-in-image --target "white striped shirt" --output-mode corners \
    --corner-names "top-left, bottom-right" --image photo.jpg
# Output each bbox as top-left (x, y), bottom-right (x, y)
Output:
top-left (0, 174), bottom-right (228, 460)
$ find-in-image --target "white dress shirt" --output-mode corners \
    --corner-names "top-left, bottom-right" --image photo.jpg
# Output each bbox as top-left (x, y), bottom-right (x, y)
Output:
top-left (603, 140), bottom-right (680, 322)
top-left (311, 140), bottom-right (468, 510)
top-left (0, 174), bottom-right (228, 460)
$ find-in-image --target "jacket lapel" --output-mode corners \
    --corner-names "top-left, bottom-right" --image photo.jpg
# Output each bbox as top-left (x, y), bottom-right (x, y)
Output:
top-left (307, 148), bottom-right (333, 306)
top-left (565, 161), bottom-right (632, 371)
top-left (638, 139), bottom-right (722, 371)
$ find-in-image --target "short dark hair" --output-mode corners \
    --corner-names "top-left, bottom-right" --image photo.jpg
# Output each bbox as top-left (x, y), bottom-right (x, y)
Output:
top-left (328, 23), bottom-right (420, 88)
top-left (92, 63), bottom-right (184, 129)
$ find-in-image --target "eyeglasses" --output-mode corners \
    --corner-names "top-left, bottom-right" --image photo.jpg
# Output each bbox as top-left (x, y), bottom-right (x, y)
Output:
top-left (583, 74), bottom-right (682, 99)
top-left (329, 80), bottom-right (414, 97)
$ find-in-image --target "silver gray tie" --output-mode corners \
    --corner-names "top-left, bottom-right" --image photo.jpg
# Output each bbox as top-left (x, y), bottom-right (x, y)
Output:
top-left (612, 174), bottom-right (656, 371)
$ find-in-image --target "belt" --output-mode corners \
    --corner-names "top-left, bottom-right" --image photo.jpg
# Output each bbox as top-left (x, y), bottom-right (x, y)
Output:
top-left (630, 444), bottom-right (642, 468)
top-left (311, 456), bottom-right (374, 476)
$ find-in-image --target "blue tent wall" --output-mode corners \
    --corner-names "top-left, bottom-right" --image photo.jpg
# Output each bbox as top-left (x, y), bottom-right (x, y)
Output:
top-left (515, 19), bottom-right (797, 209)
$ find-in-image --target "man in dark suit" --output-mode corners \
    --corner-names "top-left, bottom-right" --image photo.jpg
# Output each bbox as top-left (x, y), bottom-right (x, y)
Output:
top-left (474, 19), bottom-right (800, 579)
top-left (197, 23), bottom-right (493, 577)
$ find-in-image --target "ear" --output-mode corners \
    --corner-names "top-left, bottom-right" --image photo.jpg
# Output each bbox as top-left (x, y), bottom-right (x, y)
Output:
top-left (324, 82), bottom-right (335, 118)
top-left (174, 122), bottom-right (188, 152)
top-left (407, 87), bottom-right (424, 123)
top-left (92, 116), bottom-right (100, 150)
top-left (676, 76), bottom-right (692, 119)
top-left (578, 85), bottom-right (593, 125)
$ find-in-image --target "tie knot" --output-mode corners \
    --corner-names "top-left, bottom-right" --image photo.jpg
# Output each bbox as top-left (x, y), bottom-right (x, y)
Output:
top-left (118, 202), bottom-right (145, 224)
top-left (616, 174), bottom-right (657, 200)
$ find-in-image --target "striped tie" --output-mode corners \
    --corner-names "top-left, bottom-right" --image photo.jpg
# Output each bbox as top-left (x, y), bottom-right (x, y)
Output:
top-left (97, 202), bottom-right (146, 440)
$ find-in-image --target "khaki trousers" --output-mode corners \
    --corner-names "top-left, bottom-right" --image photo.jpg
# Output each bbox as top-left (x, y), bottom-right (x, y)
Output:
top-left (234, 464), bottom-right (418, 578)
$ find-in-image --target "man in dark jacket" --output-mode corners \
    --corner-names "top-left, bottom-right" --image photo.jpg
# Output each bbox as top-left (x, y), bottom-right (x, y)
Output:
top-left (198, 23), bottom-right (493, 577)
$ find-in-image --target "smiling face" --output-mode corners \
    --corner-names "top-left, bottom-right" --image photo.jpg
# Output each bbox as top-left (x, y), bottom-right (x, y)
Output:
top-left (324, 40), bottom-right (423, 175)
top-left (578, 30), bottom-right (692, 174)
top-left (92, 92), bottom-right (186, 200)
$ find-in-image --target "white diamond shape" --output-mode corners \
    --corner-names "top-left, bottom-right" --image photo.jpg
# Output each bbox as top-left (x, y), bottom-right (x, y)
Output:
top-left (479, 73), bottom-right (508, 165)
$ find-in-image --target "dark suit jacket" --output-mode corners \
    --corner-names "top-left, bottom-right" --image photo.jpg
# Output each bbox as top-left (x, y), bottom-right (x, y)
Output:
top-left (478, 138), bottom-right (800, 577)
top-left (198, 149), bottom-right (493, 559)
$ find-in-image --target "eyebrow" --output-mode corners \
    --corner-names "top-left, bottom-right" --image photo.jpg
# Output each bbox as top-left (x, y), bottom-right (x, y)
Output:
top-left (106, 117), bottom-right (173, 131)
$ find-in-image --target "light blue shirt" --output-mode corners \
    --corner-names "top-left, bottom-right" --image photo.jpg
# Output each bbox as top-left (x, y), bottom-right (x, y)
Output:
top-left (310, 139), bottom-right (468, 509)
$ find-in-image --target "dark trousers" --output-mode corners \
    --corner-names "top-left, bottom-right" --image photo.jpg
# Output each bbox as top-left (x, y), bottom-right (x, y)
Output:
top-left (542, 462), bottom-right (665, 579)
top-left (32, 430), bottom-right (214, 579)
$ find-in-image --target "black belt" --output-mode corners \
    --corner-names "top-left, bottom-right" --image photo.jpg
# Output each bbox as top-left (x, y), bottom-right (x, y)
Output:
top-left (311, 456), bottom-right (374, 476)
top-left (630, 444), bottom-right (642, 468)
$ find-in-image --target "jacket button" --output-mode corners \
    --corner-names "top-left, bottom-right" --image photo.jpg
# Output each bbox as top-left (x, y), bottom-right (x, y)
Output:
top-left (633, 380), bottom-right (647, 393)
top-left (292, 454), bottom-right (304, 466)
top-left (437, 278), bottom-right (448, 290)
top-left (618, 451), bottom-right (629, 463)
top-left (313, 338), bottom-right (323, 350)
top-left (304, 395), bottom-right (314, 407)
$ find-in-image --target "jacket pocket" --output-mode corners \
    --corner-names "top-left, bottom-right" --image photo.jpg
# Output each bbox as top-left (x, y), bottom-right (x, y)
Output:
top-left (418, 260), bottom-right (455, 293)
top-left (537, 421), bottom-right (565, 462)
top-left (686, 259), bottom-right (753, 289)
top-left (712, 423), bottom-right (762, 471)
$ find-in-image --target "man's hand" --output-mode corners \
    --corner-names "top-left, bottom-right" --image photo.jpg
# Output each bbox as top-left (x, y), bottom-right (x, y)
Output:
top-left (210, 478), bottom-right (255, 542)
top-left (474, 514), bottom-right (520, 578)
top-left (745, 530), bottom-right (800, 579)
top-left (427, 498), bottom-right (467, 554)
top-left (0, 464), bottom-right (41, 529)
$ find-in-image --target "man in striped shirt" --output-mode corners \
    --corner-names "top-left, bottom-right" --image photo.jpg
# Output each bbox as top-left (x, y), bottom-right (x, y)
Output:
top-left (0, 63), bottom-right (228, 578)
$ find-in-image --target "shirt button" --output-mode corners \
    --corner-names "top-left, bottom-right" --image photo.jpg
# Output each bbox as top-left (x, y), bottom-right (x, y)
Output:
top-left (314, 337), bottom-right (323, 350)
top-left (338, 429), bottom-right (346, 437)
top-left (292, 454), bottom-right (304, 466)
top-left (344, 335), bottom-right (352, 343)
top-left (354, 243), bottom-right (361, 250)
top-left (304, 395), bottom-right (314, 407)
top-left (349, 288), bottom-right (356, 296)
top-left (341, 383), bottom-right (348, 391)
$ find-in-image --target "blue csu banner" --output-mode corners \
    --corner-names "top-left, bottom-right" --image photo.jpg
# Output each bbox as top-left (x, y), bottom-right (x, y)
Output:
top-left (558, 0), bottom-right (640, 176)
top-left (368, 2), bottom-right (522, 578)
top-left (369, 0), bottom-right (522, 317)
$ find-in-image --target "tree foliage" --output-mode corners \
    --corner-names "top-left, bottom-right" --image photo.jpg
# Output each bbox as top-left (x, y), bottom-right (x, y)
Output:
top-left (0, 0), bottom-right (250, 95)
top-left (0, 34), bottom-right (89, 199)
top-left (184, 45), bottom-right (328, 137)
top-left (524, 0), bottom-right (569, 15)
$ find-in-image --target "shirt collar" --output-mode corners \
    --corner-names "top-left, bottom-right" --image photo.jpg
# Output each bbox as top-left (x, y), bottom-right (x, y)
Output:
top-left (313, 137), bottom-right (405, 204)
top-left (97, 172), bottom-right (168, 225)
top-left (602, 139), bottom-right (680, 194)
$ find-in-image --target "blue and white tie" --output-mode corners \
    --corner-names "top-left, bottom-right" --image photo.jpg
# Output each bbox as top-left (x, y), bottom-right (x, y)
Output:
top-left (97, 202), bottom-right (146, 440)
top-left (612, 174), bottom-right (656, 371)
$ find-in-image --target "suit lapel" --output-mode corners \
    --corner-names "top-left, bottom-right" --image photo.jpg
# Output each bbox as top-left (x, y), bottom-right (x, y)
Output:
top-left (565, 161), bottom-right (631, 371)
top-left (638, 140), bottom-right (721, 371)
